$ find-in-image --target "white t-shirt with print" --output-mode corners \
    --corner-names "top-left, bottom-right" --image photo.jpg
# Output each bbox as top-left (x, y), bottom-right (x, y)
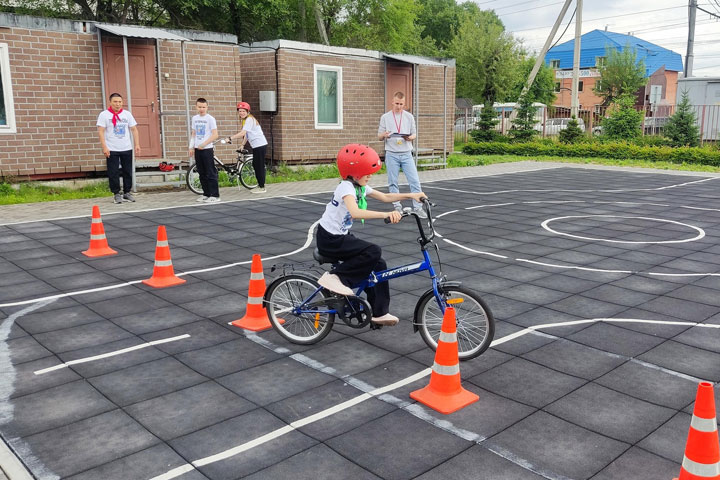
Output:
top-left (319, 181), bottom-right (374, 235)
top-left (191, 114), bottom-right (218, 149)
top-left (241, 116), bottom-right (268, 148)
top-left (97, 109), bottom-right (137, 152)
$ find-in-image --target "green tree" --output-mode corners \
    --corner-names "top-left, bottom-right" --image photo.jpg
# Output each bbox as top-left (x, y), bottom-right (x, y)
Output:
top-left (448, 9), bottom-right (519, 103)
top-left (469, 98), bottom-right (499, 142)
top-left (601, 93), bottom-right (643, 140)
top-left (416, 0), bottom-right (461, 51)
top-left (558, 115), bottom-right (584, 144)
top-left (509, 94), bottom-right (538, 143)
top-left (664, 90), bottom-right (700, 147)
top-left (504, 56), bottom-right (556, 107)
top-left (593, 43), bottom-right (646, 106)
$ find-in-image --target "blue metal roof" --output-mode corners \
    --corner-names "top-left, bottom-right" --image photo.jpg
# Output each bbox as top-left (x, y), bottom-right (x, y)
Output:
top-left (544, 29), bottom-right (683, 75)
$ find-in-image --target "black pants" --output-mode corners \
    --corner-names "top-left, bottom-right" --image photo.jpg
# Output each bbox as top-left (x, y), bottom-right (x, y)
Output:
top-left (194, 148), bottom-right (219, 197)
top-left (107, 150), bottom-right (133, 194)
top-left (316, 225), bottom-right (390, 317)
top-left (252, 144), bottom-right (267, 188)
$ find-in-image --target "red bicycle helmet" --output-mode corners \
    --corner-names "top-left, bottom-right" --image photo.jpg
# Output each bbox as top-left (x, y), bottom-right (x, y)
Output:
top-left (337, 144), bottom-right (381, 180)
top-left (158, 161), bottom-right (175, 172)
top-left (236, 101), bottom-right (251, 111)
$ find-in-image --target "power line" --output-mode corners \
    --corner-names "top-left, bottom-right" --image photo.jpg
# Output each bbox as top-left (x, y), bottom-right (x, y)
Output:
top-left (494, 0), bottom-right (560, 11)
top-left (499, 1), bottom-right (566, 17)
top-left (510, 5), bottom-right (692, 33)
top-left (548, 7), bottom-right (576, 50)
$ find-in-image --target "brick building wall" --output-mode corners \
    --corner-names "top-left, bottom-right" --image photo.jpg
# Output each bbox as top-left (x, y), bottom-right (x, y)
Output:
top-left (240, 44), bottom-right (455, 164)
top-left (0, 27), bottom-right (103, 177)
top-left (0, 16), bottom-right (240, 178)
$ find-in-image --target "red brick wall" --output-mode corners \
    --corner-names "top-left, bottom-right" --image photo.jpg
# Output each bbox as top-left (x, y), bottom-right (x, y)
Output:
top-left (0, 28), bottom-right (103, 177)
top-left (0, 25), bottom-right (240, 178)
top-left (239, 47), bottom-right (455, 164)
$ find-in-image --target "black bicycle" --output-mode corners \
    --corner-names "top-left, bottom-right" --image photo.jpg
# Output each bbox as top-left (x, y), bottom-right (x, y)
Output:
top-left (186, 139), bottom-right (257, 193)
top-left (263, 199), bottom-right (495, 360)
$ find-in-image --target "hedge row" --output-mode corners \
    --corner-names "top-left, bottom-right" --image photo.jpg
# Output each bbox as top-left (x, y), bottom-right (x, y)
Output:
top-left (462, 141), bottom-right (720, 165)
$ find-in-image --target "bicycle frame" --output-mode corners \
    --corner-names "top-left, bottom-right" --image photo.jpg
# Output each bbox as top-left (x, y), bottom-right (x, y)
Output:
top-left (290, 201), bottom-right (449, 319)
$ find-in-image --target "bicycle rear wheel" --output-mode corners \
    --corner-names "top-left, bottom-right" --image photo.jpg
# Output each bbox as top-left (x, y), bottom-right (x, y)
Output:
top-left (415, 286), bottom-right (494, 360)
top-left (186, 163), bottom-right (202, 195)
top-left (264, 274), bottom-right (334, 344)
top-left (239, 159), bottom-right (258, 189)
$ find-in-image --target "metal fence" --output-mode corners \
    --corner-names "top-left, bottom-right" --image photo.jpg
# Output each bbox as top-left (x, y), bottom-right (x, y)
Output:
top-left (454, 104), bottom-right (720, 145)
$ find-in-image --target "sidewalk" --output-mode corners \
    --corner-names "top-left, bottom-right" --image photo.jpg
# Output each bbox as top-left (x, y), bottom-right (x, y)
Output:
top-left (0, 162), bottom-right (562, 225)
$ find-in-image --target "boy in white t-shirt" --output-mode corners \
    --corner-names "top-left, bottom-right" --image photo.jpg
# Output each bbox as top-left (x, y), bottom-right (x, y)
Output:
top-left (96, 93), bottom-right (141, 204)
top-left (316, 144), bottom-right (426, 326)
top-left (189, 98), bottom-right (220, 202)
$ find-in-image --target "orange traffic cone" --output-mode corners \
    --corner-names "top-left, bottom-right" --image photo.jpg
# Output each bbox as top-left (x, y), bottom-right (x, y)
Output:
top-left (231, 254), bottom-right (277, 332)
top-left (410, 306), bottom-right (479, 414)
top-left (673, 382), bottom-right (720, 480)
top-left (82, 205), bottom-right (117, 257)
top-left (142, 226), bottom-right (186, 288)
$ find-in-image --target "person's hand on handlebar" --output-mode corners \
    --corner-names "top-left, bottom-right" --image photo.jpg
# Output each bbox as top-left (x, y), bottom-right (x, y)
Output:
top-left (410, 192), bottom-right (428, 203)
top-left (385, 210), bottom-right (402, 224)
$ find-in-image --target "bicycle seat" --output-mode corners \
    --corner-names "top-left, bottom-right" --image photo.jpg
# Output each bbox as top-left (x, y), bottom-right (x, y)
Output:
top-left (236, 149), bottom-right (249, 154)
top-left (313, 248), bottom-right (342, 265)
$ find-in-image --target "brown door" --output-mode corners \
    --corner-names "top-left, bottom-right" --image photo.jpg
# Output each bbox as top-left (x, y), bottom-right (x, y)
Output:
top-left (103, 44), bottom-right (161, 158)
top-left (386, 64), bottom-right (413, 112)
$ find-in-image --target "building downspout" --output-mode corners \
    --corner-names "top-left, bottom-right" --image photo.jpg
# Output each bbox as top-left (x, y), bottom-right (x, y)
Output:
top-left (181, 40), bottom-right (191, 157)
top-left (443, 64), bottom-right (447, 165)
top-left (97, 28), bottom-right (106, 108)
top-left (122, 36), bottom-right (136, 192)
top-left (156, 40), bottom-right (166, 160)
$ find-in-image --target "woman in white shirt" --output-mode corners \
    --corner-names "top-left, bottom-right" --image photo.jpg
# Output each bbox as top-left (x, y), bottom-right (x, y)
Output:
top-left (228, 101), bottom-right (268, 193)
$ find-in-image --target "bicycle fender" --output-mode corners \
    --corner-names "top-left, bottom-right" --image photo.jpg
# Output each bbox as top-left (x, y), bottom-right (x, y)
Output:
top-left (412, 281), bottom-right (463, 333)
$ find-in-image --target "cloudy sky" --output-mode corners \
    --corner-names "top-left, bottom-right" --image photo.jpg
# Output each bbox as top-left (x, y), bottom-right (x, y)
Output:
top-left (486, 0), bottom-right (720, 78)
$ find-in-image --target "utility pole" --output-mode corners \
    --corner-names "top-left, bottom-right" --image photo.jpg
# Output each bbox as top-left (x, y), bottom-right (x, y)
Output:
top-left (685, 0), bottom-right (697, 78)
top-left (520, 0), bottom-right (574, 100)
top-left (570, 0), bottom-right (582, 118)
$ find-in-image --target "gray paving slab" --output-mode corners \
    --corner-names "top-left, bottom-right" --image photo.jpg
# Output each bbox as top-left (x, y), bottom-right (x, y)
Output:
top-left (65, 443), bottom-right (209, 480)
top-left (175, 338), bottom-right (282, 379)
top-left (14, 409), bottom-right (159, 478)
top-left (522, 338), bottom-right (626, 380)
top-left (487, 411), bottom-right (629, 480)
top-left (4, 335), bottom-right (52, 365)
top-left (9, 356), bottom-right (82, 399)
top-left (469, 357), bottom-right (586, 408)
top-left (326, 409), bottom-right (472, 480)
top-left (544, 382), bottom-right (676, 443)
top-left (169, 408), bottom-right (317, 480)
top-left (591, 446), bottom-right (680, 480)
top-left (414, 444), bottom-right (546, 480)
top-left (594, 361), bottom-right (698, 410)
top-left (217, 358), bottom-right (336, 406)
top-left (33, 320), bottom-right (135, 354)
top-left (637, 412), bottom-right (690, 464)
top-left (56, 337), bottom-right (169, 378)
top-left (125, 381), bottom-right (256, 441)
top-left (637, 340), bottom-right (720, 382)
top-left (243, 443), bottom-right (380, 480)
top-left (566, 322), bottom-right (666, 357)
top-left (88, 356), bottom-right (207, 407)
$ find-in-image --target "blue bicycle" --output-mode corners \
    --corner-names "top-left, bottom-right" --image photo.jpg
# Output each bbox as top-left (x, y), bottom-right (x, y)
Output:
top-left (263, 199), bottom-right (495, 360)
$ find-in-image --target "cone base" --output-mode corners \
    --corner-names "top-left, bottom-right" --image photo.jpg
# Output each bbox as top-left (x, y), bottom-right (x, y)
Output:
top-left (231, 314), bottom-right (273, 332)
top-left (410, 385), bottom-right (479, 414)
top-left (142, 276), bottom-right (186, 288)
top-left (82, 247), bottom-right (117, 257)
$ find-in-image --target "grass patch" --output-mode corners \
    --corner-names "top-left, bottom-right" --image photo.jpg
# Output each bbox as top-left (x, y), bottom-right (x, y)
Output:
top-left (3, 152), bottom-right (720, 205)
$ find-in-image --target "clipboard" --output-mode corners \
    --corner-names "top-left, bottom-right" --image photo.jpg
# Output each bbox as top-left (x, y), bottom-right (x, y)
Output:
top-left (389, 133), bottom-right (411, 137)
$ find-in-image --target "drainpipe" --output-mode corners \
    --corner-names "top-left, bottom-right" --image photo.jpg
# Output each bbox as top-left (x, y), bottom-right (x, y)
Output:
top-left (181, 41), bottom-right (191, 154)
top-left (122, 36), bottom-right (135, 192)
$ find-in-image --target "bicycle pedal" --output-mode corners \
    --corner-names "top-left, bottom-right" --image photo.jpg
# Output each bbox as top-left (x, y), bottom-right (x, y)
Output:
top-left (369, 322), bottom-right (383, 330)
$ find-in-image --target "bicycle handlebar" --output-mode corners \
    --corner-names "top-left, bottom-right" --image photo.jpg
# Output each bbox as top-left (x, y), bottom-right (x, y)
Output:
top-left (383, 198), bottom-right (436, 245)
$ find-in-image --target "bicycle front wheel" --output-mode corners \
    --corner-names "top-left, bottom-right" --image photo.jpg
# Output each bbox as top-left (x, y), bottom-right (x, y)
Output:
top-left (264, 274), bottom-right (334, 345)
top-left (186, 163), bottom-right (202, 195)
top-left (239, 159), bottom-right (258, 190)
top-left (415, 286), bottom-right (494, 360)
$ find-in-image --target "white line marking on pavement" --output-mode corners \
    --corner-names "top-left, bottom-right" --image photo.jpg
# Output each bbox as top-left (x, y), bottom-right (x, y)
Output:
top-left (33, 334), bottom-right (191, 375)
top-left (0, 221), bottom-right (320, 309)
top-left (541, 215), bottom-right (705, 244)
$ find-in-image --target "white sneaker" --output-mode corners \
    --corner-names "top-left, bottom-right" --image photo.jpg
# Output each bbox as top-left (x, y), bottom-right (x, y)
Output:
top-left (412, 207), bottom-right (427, 219)
top-left (317, 272), bottom-right (354, 296)
top-left (250, 187), bottom-right (267, 194)
top-left (204, 197), bottom-right (220, 203)
top-left (372, 313), bottom-right (399, 326)
top-left (393, 203), bottom-right (403, 213)
top-left (197, 196), bottom-right (209, 202)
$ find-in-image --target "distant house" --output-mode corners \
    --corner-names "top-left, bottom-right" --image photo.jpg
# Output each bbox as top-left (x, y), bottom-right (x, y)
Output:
top-left (544, 29), bottom-right (683, 115)
top-left (0, 13), bottom-right (241, 180)
top-left (238, 40), bottom-right (456, 165)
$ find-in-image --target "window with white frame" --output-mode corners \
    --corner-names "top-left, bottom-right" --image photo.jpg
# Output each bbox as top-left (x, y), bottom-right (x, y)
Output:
top-left (550, 59), bottom-right (560, 69)
top-left (314, 64), bottom-right (343, 129)
top-left (0, 43), bottom-right (16, 134)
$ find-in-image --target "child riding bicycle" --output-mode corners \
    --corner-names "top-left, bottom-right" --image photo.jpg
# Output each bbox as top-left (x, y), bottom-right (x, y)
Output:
top-left (316, 144), bottom-right (426, 326)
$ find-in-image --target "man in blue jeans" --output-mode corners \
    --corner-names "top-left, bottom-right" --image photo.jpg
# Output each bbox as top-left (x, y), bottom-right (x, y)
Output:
top-left (378, 91), bottom-right (426, 218)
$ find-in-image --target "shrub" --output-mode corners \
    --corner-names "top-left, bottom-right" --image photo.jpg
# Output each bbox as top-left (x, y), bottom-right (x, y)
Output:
top-left (602, 94), bottom-right (643, 141)
top-left (665, 90), bottom-right (700, 147)
top-left (509, 95), bottom-right (538, 143)
top-left (558, 116), bottom-right (584, 144)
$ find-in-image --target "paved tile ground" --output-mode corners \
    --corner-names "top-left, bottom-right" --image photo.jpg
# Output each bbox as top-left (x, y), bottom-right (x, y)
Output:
top-left (1, 161), bottom-right (720, 479)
